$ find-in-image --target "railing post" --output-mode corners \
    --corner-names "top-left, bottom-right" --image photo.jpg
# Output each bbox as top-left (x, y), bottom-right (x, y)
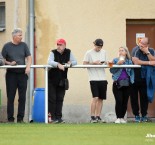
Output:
top-left (44, 66), bottom-right (48, 124)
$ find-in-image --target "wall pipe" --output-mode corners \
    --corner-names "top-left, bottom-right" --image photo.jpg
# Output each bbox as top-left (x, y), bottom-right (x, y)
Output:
top-left (28, 0), bottom-right (35, 122)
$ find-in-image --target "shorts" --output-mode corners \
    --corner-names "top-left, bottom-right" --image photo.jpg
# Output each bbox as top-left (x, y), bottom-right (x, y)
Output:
top-left (90, 80), bottom-right (108, 100)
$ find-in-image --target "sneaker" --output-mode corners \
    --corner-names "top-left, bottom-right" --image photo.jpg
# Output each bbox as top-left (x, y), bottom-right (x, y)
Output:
top-left (90, 116), bottom-right (97, 123)
top-left (96, 116), bottom-right (106, 123)
top-left (17, 120), bottom-right (25, 123)
top-left (115, 118), bottom-right (121, 124)
top-left (17, 119), bottom-right (25, 123)
top-left (141, 116), bottom-right (151, 122)
top-left (53, 119), bottom-right (65, 124)
top-left (8, 117), bottom-right (15, 123)
top-left (58, 119), bottom-right (65, 123)
top-left (135, 116), bottom-right (141, 122)
top-left (7, 120), bottom-right (14, 123)
top-left (120, 118), bottom-right (127, 123)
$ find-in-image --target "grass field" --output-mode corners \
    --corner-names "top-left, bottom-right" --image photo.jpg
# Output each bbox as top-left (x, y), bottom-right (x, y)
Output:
top-left (0, 123), bottom-right (154, 145)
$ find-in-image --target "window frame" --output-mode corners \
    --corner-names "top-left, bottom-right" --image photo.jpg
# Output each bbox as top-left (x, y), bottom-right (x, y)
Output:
top-left (0, 2), bottom-right (6, 32)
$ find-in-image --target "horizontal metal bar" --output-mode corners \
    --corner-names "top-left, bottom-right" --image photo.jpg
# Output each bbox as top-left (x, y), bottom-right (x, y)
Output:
top-left (0, 64), bottom-right (141, 69)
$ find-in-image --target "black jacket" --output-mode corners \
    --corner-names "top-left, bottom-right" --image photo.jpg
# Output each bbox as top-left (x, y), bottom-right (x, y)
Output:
top-left (48, 48), bottom-right (70, 85)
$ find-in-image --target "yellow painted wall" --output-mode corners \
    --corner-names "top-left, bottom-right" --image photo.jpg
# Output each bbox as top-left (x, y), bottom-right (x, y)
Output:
top-left (0, 0), bottom-right (28, 122)
top-left (1, 0), bottom-right (155, 122)
top-left (35, 0), bottom-right (155, 122)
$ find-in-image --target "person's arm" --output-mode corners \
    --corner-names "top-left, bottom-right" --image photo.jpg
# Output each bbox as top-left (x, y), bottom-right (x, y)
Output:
top-left (47, 51), bottom-right (65, 71)
top-left (83, 51), bottom-right (102, 65)
top-left (132, 57), bottom-right (151, 65)
top-left (109, 58), bottom-right (120, 74)
top-left (3, 59), bottom-right (17, 65)
top-left (83, 52), bottom-right (102, 65)
top-left (146, 49), bottom-right (155, 61)
top-left (25, 55), bottom-right (32, 74)
top-left (47, 52), bottom-right (58, 67)
top-left (67, 52), bottom-right (77, 66)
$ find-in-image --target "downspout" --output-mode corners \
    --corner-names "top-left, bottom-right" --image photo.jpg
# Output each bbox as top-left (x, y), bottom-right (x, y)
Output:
top-left (28, 0), bottom-right (35, 122)
top-left (14, 0), bottom-right (18, 28)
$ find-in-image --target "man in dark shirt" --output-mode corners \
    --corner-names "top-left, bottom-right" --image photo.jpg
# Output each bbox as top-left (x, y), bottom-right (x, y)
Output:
top-left (131, 37), bottom-right (155, 122)
top-left (2, 28), bottom-right (32, 123)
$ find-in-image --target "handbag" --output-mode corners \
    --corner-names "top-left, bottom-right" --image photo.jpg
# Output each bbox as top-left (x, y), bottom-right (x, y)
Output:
top-left (59, 79), bottom-right (69, 90)
top-left (64, 79), bottom-right (69, 90)
top-left (117, 78), bottom-right (129, 89)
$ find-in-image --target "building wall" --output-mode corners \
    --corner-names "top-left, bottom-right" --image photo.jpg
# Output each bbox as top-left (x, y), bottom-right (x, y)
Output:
top-left (0, 0), bottom-right (28, 122)
top-left (35, 0), bottom-right (155, 122)
top-left (0, 0), bottom-right (155, 123)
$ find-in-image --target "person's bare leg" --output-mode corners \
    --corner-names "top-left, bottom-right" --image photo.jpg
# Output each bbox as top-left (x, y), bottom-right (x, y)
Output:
top-left (96, 98), bottom-right (103, 117)
top-left (91, 97), bottom-right (98, 116)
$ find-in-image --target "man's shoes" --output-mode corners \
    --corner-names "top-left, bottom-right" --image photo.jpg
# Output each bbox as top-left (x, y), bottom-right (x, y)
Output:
top-left (90, 116), bottom-right (97, 123)
top-left (53, 119), bottom-right (65, 124)
top-left (57, 119), bottom-right (65, 123)
top-left (135, 116), bottom-right (141, 122)
top-left (141, 116), bottom-right (151, 122)
top-left (8, 120), bottom-right (14, 123)
top-left (96, 116), bottom-right (106, 123)
top-left (17, 119), bottom-right (25, 123)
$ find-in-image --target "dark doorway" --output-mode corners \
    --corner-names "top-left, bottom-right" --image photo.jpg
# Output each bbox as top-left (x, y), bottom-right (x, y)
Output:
top-left (126, 19), bottom-right (155, 118)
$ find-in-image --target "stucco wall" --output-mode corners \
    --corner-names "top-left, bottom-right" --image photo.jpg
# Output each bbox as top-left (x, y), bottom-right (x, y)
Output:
top-left (0, 0), bottom-right (155, 122)
top-left (0, 0), bottom-right (28, 122)
top-left (35, 0), bottom-right (155, 122)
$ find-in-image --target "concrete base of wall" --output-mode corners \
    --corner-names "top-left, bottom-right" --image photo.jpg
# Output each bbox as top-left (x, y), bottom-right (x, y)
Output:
top-left (62, 104), bottom-right (117, 123)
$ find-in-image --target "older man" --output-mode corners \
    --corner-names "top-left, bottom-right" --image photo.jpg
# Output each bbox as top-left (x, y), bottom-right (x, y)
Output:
top-left (131, 37), bottom-right (155, 122)
top-left (47, 38), bottom-right (77, 123)
top-left (2, 28), bottom-right (32, 123)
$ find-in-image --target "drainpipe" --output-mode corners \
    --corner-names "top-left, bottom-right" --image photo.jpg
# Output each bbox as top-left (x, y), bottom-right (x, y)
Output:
top-left (14, 0), bottom-right (18, 28)
top-left (28, 0), bottom-right (35, 122)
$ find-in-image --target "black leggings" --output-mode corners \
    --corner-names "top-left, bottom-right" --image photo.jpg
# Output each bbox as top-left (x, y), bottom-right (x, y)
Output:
top-left (113, 82), bottom-right (130, 118)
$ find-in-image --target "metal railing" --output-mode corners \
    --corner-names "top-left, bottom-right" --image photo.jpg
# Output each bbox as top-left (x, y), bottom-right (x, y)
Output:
top-left (0, 64), bottom-right (141, 123)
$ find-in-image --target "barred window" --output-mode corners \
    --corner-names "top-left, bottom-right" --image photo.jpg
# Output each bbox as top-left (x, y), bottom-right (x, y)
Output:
top-left (0, 2), bottom-right (5, 28)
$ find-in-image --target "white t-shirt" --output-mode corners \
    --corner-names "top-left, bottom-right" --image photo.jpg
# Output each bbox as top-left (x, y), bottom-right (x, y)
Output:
top-left (83, 49), bottom-right (107, 81)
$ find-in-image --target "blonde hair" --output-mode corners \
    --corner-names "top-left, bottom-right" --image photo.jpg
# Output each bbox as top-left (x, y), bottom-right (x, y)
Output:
top-left (119, 46), bottom-right (131, 60)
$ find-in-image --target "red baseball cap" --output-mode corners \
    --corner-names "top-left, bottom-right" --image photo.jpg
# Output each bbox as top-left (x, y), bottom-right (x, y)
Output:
top-left (56, 38), bottom-right (66, 45)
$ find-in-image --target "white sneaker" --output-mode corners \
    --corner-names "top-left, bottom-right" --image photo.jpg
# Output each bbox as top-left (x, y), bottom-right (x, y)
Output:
top-left (115, 118), bottom-right (121, 124)
top-left (120, 118), bottom-right (127, 123)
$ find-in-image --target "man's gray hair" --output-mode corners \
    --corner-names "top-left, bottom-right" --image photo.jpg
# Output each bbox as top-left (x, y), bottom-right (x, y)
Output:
top-left (12, 28), bottom-right (22, 36)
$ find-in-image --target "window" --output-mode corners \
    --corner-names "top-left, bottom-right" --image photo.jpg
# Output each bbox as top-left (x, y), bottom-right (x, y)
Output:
top-left (0, 2), bottom-right (5, 30)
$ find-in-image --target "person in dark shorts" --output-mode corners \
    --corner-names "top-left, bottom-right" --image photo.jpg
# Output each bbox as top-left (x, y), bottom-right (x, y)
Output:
top-left (2, 28), bottom-right (32, 123)
top-left (83, 38), bottom-right (108, 123)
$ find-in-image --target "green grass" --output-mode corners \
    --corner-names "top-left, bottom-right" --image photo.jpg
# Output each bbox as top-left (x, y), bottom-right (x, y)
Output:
top-left (0, 123), bottom-right (155, 145)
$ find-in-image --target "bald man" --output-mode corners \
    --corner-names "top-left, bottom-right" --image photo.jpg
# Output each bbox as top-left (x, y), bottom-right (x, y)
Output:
top-left (130, 37), bottom-right (155, 122)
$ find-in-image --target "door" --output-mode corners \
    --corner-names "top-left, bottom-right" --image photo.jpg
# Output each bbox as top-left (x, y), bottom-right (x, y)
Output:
top-left (126, 19), bottom-right (155, 118)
